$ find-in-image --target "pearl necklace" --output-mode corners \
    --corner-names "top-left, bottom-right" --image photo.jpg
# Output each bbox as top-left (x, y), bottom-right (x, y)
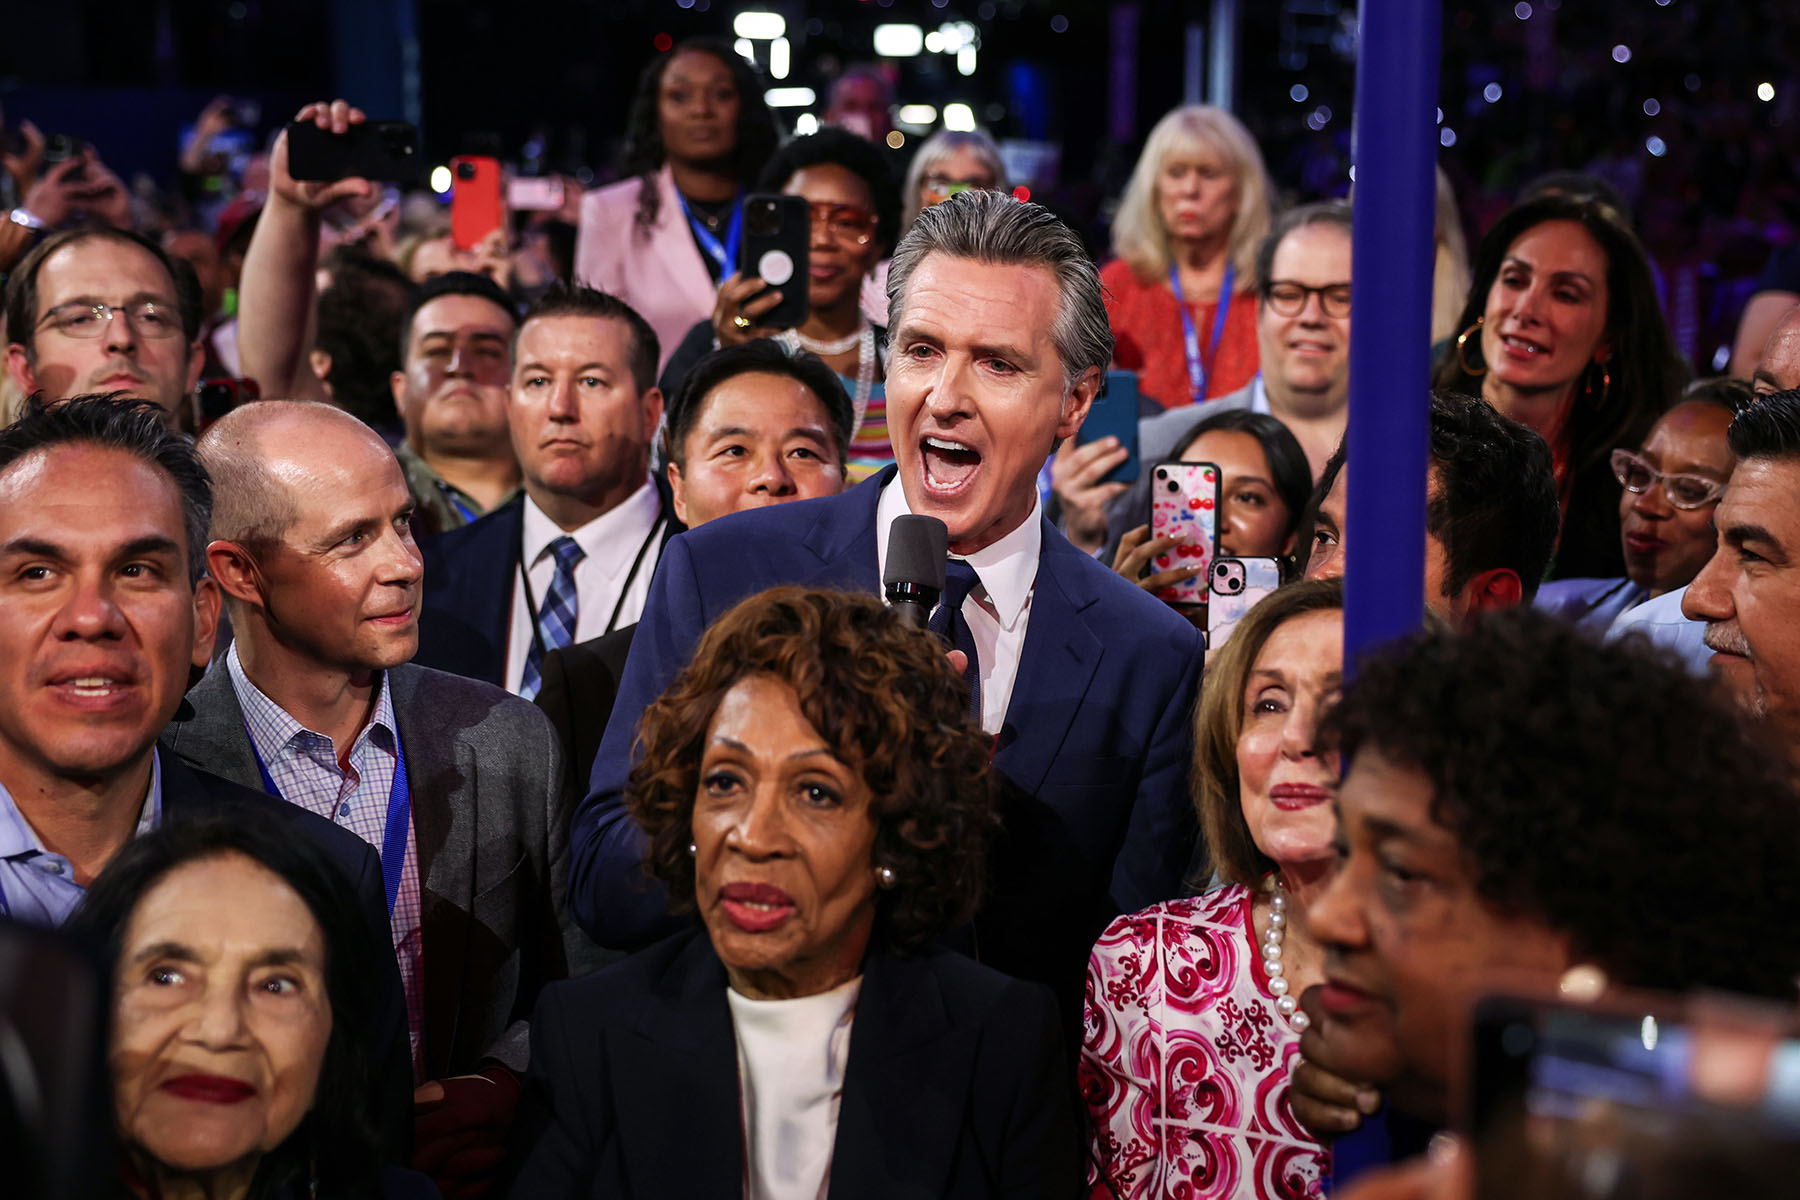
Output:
top-left (781, 324), bottom-right (878, 441)
top-left (1262, 877), bottom-right (1310, 1032)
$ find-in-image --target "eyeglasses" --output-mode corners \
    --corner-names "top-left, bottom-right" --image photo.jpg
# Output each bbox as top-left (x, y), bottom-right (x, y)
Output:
top-left (808, 201), bottom-right (877, 245)
top-left (1262, 281), bottom-right (1352, 319)
top-left (1610, 448), bottom-right (1726, 510)
top-left (922, 174), bottom-right (995, 201)
top-left (38, 300), bottom-right (183, 340)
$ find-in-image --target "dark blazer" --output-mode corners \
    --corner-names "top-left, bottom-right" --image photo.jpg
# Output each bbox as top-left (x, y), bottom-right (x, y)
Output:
top-left (159, 751), bottom-right (413, 1156)
top-left (163, 661), bottom-right (587, 1077)
top-left (506, 931), bottom-right (1079, 1198)
top-left (533, 624), bottom-right (636, 797)
top-left (568, 467), bottom-right (1204, 959)
top-left (413, 495), bottom-right (682, 690)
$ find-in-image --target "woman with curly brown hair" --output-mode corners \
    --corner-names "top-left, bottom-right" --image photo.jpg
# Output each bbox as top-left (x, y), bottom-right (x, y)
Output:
top-left (507, 586), bottom-right (1080, 1199)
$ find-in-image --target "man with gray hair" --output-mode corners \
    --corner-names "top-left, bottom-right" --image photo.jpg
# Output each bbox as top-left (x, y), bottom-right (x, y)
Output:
top-left (569, 191), bottom-right (1204, 1011)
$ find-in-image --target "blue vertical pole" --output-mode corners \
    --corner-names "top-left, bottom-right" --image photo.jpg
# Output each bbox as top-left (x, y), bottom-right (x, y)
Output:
top-left (1343, 0), bottom-right (1440, 663)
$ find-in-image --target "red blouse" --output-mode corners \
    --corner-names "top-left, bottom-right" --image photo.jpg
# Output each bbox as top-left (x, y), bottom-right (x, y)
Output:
top-left (1101, 258), bottom-right (1261, 410)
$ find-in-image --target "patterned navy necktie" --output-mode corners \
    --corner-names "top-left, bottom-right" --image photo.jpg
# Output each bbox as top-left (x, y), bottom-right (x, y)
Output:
top-left (520, 536), bottom-right (585, 700)
top-left (929, 558), bottom-right (982, 721)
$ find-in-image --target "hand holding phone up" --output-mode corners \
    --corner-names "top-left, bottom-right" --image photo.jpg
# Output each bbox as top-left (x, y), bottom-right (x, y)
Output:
top-left (272, 100), bottom-right (378, 215)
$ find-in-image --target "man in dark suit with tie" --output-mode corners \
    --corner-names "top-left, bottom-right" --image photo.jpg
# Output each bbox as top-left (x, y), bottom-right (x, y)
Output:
top-left (533, 338), bottom-right (856, 789)
top-left (161, 399), bottom-right (584, 1199)
top-left (0, 395), bottom-right (410, 1151)
top-left (570, 191), bottom-right (1206, 1007)
top-left (412, 282), bottom-right (681, 698)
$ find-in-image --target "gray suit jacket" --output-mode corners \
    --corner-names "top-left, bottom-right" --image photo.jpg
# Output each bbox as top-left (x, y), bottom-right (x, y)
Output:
top-left (1103, 382), bottom-right (1259, 561)
top-left (162, 662), bottom-right (582, 1077)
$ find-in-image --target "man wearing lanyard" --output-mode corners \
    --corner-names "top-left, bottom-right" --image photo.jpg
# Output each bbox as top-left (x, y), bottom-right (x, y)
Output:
top-left (412, 282), bottom-right (681, 699)
top-left (162, 399), bottom-right (582, 1200)
top-left (0, 395), bottom-right (411, 1150)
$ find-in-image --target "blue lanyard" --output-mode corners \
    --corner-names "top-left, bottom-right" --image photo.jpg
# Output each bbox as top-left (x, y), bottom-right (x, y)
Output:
top-left (677, 191), bottom-right (743, 276)
top-left (1169, 261), bottom-right (1235, 403)
top-left (245, 723), bottom-right (412, 917)
top-left (438, 481), bottom-right (481, 526)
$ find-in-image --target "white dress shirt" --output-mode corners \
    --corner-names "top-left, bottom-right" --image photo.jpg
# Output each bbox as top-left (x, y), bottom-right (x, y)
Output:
top-left (875, 478), bottom-right (1042, 735)
top-left (728, 977), bottom-right (862, 1200)
top-left (504, 481), bottom-right (666, 694)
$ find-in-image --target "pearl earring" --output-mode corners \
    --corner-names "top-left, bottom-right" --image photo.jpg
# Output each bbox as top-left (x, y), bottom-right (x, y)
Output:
top-left (876, 865), bottom-right (897, 888)
top-left (686, 842), bottom-right (697, 857)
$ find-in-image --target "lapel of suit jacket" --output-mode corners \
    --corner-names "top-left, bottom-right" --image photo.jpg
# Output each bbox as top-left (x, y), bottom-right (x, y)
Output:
top-left (385, 665), bottom-right (469, 1077)
top-left (652, 164), bottom-right (725, 305)
top-left (486, 501), bottom-right (527, 686)
top-left (797, 465), bottom-right (890, 593)
top-left (614, 934), bottom-right (744, 1195)
top-left (828, 950), bottom-right (971, 1198)
top-left (995, 520), bottom-right (1104, 797)
top-left (163, 666), bottom-right (261, 787)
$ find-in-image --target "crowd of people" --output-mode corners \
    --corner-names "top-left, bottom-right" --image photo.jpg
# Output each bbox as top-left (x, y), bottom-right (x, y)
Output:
top-left (3, 31), bottom-right (1800, 1200)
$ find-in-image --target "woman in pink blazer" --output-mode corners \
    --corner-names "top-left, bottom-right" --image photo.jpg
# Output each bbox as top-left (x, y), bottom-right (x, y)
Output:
top-left (575, 37), bottom-right (778, 370)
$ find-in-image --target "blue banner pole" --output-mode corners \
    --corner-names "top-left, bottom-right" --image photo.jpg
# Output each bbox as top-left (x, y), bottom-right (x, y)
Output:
top-left (1343, 0), bottom-right (1442, 665)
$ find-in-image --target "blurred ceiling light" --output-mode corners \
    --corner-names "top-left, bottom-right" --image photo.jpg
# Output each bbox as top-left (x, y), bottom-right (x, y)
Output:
top-left (943, 103), bottom-right (977, 132)
top-left (764, 87), bottom-right (817, 108)
top-left (874, 24), bottom-right (925, 57)
top-left (733, 11), bottom-right (785, 40)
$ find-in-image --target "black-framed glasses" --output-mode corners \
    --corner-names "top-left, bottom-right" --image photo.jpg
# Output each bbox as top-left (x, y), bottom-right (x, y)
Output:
top-left (1262, 281), bottom-right (1352, 319)
top-left (1610, 448), bottom-right (1726, 510)
top-left (38, 300), bottom-right (183, 340)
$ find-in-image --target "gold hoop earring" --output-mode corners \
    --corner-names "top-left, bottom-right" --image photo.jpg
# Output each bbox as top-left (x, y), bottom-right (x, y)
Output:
top-left (1455, 318), bottom-right (1486, 377)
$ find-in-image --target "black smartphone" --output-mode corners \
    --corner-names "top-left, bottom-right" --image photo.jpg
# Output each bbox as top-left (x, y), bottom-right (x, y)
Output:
top-left (285, 120), bottom-right (421, 184)
top-left (43, 133), bottom-right (86, 182)
top-left (739, 193), bottom-right (810, 330)
top-left (194, 377), bottom-right (262, 428)
top-left (1469, 992), bottom-right (1800, 1200)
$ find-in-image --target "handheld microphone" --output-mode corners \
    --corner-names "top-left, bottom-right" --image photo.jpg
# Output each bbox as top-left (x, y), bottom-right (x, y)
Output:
top-left (883, 515), bottom-right (948, 629)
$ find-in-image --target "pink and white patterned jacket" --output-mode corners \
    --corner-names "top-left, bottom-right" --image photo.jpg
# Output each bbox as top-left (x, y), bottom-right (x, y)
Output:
top-left (1080, 886), bottom-right (1328, 1199)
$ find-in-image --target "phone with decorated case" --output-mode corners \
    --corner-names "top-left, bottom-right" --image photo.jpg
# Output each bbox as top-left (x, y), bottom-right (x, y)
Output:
top-left (1206, 557), bottom-right (1283, 649)
top-left (1147, 461), bottom-right (1219, 606)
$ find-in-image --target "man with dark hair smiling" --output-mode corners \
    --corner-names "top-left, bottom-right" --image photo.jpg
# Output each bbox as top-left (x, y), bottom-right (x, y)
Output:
top-left (0, 395), bottom-right (409, 1147)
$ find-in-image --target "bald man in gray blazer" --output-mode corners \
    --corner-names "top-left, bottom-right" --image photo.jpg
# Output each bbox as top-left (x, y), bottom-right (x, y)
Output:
top-left (162, 399), bottom-right (588, 1198)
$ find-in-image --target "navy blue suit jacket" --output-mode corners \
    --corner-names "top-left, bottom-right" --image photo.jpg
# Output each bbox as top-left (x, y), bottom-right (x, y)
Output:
top-left (414, 499), bottom-right (526, 689)
top-left (568, 467), bottom-right (1204, 953)
top-left (416, 496), bottom-right (683, 689)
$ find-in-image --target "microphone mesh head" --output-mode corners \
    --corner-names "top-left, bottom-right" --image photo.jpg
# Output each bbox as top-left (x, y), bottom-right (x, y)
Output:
top-left (883, 514), bottom-right (949, 591)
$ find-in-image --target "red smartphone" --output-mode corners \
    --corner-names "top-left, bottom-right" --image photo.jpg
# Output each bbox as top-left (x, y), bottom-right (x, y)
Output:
top-left (450, 155), bottom-right (504, 250)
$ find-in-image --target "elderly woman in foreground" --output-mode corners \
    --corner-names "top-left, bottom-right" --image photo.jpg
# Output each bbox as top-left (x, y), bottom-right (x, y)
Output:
top-left (70, 814), bottom-right (437, 1200)
top-left (507, 586), bottom-right (1079, 1198)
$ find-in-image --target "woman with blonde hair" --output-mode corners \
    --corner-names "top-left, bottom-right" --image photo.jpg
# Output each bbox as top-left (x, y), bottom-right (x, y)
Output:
top-left (1102, 105), bottom-right (1272, 410)
top-left (1083, 579), bottom-right (1341, 1198)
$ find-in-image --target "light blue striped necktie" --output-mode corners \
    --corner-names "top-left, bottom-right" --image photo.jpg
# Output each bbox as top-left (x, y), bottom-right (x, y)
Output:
top-left (520, 535), bottom-right (585, 700)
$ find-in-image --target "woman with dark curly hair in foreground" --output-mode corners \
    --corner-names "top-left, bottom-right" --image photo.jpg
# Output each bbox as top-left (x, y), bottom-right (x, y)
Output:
top-left (507, 587), bottom-right (1081, 1199)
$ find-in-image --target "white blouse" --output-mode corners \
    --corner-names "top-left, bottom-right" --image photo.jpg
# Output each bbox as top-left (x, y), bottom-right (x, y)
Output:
top-left (727, 977), bottom-right (863, 1200)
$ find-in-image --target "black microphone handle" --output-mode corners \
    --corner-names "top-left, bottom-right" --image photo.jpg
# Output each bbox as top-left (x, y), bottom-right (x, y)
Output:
top-left (885, 581), bottom-right (940, 630)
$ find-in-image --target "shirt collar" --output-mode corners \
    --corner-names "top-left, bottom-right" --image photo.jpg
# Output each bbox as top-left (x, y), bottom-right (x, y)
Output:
top-left (521, 480), bottom-right (662, 583)
top-left (874, 476), bottom-right (1042, 631)
top-left (226, 641), bottom-right (398, 765)
top-left (0, 750), bottom-right (164, 861)
top-left (1249, 374), bottom-right (1270, 415)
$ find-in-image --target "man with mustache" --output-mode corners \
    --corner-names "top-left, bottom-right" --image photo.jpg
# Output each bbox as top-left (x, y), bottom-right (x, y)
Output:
top-left (162, 400), bottom-right (582, 1199)
top-left (1683, 385), bottom-right (1800, 768)
top-left (569, 192), bottom-right (1204, 1018)
top-left (1609, 303), bottom-right (1800, 668)
top-left (4, 229), bottom-right (206, 428)
top-left (412, 281), bottom-right (680, 699)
